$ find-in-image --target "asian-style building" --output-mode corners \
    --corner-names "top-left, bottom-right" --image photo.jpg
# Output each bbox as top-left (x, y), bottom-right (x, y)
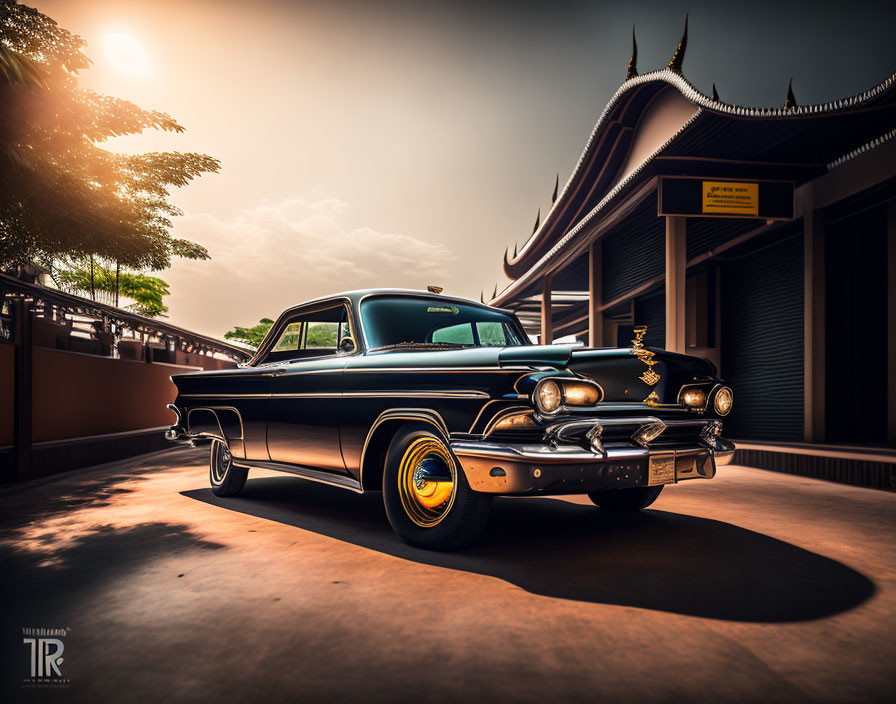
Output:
top-left (486, 23), bottom-right (896, 484)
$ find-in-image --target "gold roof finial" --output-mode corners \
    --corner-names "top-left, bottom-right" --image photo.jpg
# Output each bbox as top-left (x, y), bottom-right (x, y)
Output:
top-left (427, 285), bottom-right (443, 294)
top-left (784, 78), bottom-right (798, 110)
top-left (626, 26), bottom-right (638, 80)
top-left (668, 14), bottom-right (688, 73)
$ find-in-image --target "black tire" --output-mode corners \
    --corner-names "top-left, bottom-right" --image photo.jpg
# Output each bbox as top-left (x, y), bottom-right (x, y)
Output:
top-left (383, 427), bottom-right (492, 551)
top-left (209, 439), bottom-right (248, 497)
top-left (588, 485), bottom-right (663, 511)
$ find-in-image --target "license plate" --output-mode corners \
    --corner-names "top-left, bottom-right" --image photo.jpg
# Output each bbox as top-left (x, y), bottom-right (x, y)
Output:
top-left (648, 454), bottom-right (676, 486)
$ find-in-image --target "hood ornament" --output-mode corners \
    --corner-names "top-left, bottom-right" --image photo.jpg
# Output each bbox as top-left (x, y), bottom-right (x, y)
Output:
top-left (631, 326), bottom-right (661, 386)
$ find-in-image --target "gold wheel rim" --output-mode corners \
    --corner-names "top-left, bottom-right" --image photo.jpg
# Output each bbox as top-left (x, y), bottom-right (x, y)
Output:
top-left (398, 437), bottom-right (457, 528)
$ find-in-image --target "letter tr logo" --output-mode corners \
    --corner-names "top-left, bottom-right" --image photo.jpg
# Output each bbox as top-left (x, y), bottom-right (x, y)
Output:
top-left (23, 636), bottom-right (65, 678)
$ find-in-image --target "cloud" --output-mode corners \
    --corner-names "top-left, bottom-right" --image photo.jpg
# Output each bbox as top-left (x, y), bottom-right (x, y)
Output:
top-left (162, 195), bottom-right (456, 337)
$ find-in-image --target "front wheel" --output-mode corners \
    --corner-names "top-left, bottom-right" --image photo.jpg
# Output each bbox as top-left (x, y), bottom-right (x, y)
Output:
top-left (209, 439), bottom-right (248, 497)
top-left (588, 485), bottom-right (663, 511)
top-left (383, 427), bottom-right (491, 551)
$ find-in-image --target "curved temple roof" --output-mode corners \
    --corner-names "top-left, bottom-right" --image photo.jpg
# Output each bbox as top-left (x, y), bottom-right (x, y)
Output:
top-left (495, 67), bottom-right (896, 306)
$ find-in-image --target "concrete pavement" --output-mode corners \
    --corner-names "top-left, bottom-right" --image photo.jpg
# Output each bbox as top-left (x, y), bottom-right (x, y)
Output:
top-left (1, 447), bottom-right (894, 702)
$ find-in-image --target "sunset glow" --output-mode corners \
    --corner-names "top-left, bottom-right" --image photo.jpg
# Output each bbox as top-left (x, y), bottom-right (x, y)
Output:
top-left (103, 32), bottom-right (149, 76)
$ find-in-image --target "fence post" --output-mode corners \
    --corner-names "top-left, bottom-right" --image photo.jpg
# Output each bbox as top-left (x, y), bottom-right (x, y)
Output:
top-left (13, 298), bottom-right (33, 481)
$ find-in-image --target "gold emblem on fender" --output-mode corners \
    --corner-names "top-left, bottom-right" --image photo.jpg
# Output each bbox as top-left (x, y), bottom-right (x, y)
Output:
top-left (631, 326), bottom-right (661, 386)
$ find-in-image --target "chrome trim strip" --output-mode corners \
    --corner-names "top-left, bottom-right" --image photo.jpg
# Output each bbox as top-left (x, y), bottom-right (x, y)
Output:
top-left (467, 399), bottom-right (511, 434)
top-left (355, 291), bottom-right (529, 351)
top-left (181, 393), bottom-right (271, 399)
top-left (248, 295), bottom-right (359, 365)
top-left (166, 403), bottom-right (182, 425)
top-left (182, 390), bottom-right (491, 400)
top-left (344, 367), bottom-right (534, 373)
top-left (358, 409), bottom-right (450, 491)
top-left (232, 459), bottom-right (363, 494)
top-left (450, 440), bottom-right (720, 464)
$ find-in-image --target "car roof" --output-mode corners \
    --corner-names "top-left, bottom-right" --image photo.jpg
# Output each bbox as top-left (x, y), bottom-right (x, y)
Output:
top-left (294, 288), bottom-right (508, 313)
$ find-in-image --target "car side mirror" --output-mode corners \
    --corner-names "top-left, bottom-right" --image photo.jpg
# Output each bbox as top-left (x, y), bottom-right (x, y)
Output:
top-left (338, 338), bottom-right (355, 354)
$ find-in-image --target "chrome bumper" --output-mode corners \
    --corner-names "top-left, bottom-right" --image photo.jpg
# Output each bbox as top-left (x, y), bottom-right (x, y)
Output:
top-left (450, 437), bottom-right (735, 495)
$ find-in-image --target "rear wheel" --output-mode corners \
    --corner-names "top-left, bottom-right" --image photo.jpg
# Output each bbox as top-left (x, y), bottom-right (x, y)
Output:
top-left (383, 427), bottom-right (491, 551)
top-left (209, 439), bottom-right (248, 497)
top-left (587, 485), bottom-right (663, 511)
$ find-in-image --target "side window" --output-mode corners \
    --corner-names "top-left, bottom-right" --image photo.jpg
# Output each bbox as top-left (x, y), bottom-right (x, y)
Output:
top-left (476, 322), bottom-right (507, 346)
top-left (272, 321), bottom-right (304, 352)
top-left (263, 304), bottom-right (353, 363)
top-left (305, 321), bottom-right (340, 349)
top-left (432, 323), bottom-right (474, 345)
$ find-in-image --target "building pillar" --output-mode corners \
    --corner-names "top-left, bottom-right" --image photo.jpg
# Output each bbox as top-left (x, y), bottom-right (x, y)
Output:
top-left (588, 240), bottom-right (603, 347)
top-left (888, 199), bottom-right (896, 444)
top-left (803, 208), bottom-right (826, 443)
top-left (665, 216), bottom-right (687, 353)
top-left (541, 274), bottom-right (553, 345)
top-left (13, 299), bottom-right (33, 482)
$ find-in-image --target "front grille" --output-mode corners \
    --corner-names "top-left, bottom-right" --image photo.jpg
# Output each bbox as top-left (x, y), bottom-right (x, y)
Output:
top-left (546, 417), bottom-right (711, 451)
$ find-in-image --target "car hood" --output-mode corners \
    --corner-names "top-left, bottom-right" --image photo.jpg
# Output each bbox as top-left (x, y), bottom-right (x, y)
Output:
top-left (499, 345), bottom-right (718, 403)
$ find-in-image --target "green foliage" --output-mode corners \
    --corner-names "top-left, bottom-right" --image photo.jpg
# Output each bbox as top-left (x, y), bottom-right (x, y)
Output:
top-left (57, 262), bottom-right (171, 317)
top-left (224, 320), bottom-right (346, 351)
top-left (306, 322), bottom-right (339, 348)
top-left (224, 318), bottom-right (275, 348)
top-left (0, 0), bottom-right (219, 270)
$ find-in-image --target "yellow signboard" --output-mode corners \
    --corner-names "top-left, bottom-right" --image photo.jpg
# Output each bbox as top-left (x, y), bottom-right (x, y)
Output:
top-left (701, 181), bottom-right (759, 216)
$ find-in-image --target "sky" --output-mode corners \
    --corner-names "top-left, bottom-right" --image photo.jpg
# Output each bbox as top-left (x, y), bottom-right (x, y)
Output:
top-left (33, 0), bottom-right (896, 339)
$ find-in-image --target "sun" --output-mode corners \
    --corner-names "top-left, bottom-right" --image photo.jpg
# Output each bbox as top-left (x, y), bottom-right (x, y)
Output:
top-left (103, 32), bottom-right (150, 77)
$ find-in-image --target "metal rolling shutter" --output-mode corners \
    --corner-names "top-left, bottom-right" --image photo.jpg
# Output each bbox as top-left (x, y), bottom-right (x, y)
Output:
top-left (721, 231), bottom-right (804, 440)
top-left (601, 201), bottom-right (664, 303)
top-left (634, 293), bottom-right (666, 349)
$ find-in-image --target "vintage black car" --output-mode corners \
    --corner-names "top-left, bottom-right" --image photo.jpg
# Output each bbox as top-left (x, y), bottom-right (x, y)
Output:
top-left (166, 289), bottom-right (734, 550)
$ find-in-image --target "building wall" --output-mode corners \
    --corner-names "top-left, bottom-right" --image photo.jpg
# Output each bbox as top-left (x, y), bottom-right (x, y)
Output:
top-left (824, 202), bottom-right (889, 443)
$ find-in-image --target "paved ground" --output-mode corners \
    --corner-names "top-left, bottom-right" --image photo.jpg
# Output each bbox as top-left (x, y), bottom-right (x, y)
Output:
top-left (0, 447), bottom-right (894, 703)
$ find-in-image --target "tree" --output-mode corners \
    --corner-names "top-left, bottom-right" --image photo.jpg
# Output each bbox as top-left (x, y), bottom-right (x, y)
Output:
top-left (57, 263), bottom-right (171, 317)
top-left (224, 318), bottom-right (275, 348)
top-left (0, 0), bottom-right (219, 272)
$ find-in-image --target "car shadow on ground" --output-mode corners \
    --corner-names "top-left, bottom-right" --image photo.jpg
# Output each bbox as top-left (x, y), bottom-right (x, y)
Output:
top-left (182, 477), bottom-right (875, 623)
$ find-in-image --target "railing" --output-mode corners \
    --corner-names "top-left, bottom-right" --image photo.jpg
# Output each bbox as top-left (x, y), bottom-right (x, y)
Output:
top-left (0, 272), bottom-right (251, 483)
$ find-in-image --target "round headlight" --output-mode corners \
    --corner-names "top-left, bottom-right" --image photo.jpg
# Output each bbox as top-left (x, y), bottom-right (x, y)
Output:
top-left (681, 388), bottom-right (706, 409)
top-left (535, 379), bottom-right (563, 414)
top-left (714, 386), bottom-right (733, 416)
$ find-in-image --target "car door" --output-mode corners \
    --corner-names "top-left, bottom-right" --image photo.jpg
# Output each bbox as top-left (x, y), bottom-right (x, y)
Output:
top-left (265, 301), bottom-right (355, 472)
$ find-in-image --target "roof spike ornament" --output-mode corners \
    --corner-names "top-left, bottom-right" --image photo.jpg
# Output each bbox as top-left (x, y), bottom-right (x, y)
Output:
top-left (784, 78), bottom-right (798, 110)
top-left (712, 83), bottom-right (720, 102)
top-left (513, 242), bottom-right (518, 258)
top-left (626, 25), bottom-right (638, 80)
top-left (551, 174), bottom-right (559, 204)
top-left (492, 284), bottom-right (498, 299)
top-left (480, 290), bottom-right (484, 303)
top-left (532, 208), bottom-right (541, 234)
top-left (668, 14), bottom-right (688, 73)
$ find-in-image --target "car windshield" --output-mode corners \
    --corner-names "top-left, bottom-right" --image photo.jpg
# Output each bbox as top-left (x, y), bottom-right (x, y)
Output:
top-left (360, 296), bottom-right (527, 350)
